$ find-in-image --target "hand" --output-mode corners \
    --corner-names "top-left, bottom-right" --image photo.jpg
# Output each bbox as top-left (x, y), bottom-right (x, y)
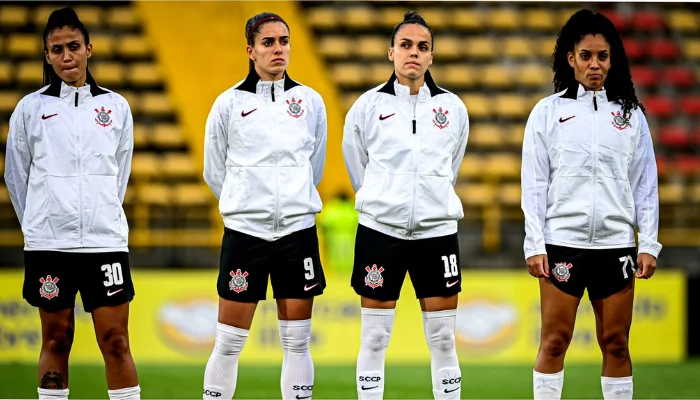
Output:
top-left (526, 254), bottom-right (549, 278)
top-left (636, 253), bottom-right (657, 279)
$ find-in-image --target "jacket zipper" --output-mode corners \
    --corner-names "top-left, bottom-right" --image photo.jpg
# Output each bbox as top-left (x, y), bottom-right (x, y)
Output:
top-left (408, 99), bottom-right (418, 237)
top-left (589, 93), bottom-right (599, 245)
top-left (271, 84), bottom-right (280, 236)
top-left (75, 90), bottom-right (83, 245)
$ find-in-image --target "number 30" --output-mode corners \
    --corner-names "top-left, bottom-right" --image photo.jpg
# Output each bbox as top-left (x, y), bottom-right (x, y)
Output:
top-left (102, 263), bottom-right (123, 287)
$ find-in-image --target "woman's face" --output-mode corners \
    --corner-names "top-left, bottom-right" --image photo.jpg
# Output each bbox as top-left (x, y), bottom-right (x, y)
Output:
top-left (568, 34), bottom-right (611, 91)
top-left (247, 21), bottom-right (290, 79)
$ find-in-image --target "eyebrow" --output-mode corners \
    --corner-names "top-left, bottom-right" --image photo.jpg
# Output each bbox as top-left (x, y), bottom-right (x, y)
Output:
top-left (261, 35), bottom-right (289, 41)
top-left (400, 38), bottom-right (430, 46)
top-left (51, 40), bottom-right (81, 47)
top-left (579, 49), bottom-right (608, 53)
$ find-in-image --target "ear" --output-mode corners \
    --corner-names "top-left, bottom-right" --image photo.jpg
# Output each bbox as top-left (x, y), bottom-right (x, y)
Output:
top-left (567, 51), bottom-right (575, 68)
top-left (388, 47), bottom-right (394, 62)
top-left (428, 51), bottom-right (433, 66)
top-left (247, 45), bottom-right (255, 61)
top-left (86, 43), bottom-right (92, 59)
top-left (44, 51), bottom-right (50, 64)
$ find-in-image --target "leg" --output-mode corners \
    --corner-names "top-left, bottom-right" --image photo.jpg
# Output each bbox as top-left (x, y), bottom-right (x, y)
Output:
top-left (38, 308), bottom-right (74, 399)
top-left (277, 298), bottom-right (315, 400)
top-left (357, 298), bottom-right (396, 400)
top-left (91, 303), bottom-right (140, 397)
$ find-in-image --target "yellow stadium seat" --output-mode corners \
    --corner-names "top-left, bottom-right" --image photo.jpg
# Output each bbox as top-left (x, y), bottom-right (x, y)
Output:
top-left (8, 34), bottom-right (41, 58)
top-left (132, 124), bottom-right (151, 147)
top-left (469, 124), bottom-right (503, 149)
top-left (481, 65), bottom-right (512, 89)
top-left (0, 91), bottom-right (20, 113)
top-left (119, 91), bottom-right (141, 114)
top-left (489, 8), bottom-right (520, 31)
top-left (318, 36), bottom-right (351, 60)
top-left (0, 5), bottom-right (29, 27)
top-left (690, 184), bottom-right (700, 203)
top-left (435, 36), bottom-right (462, 60)
top-left (357, 36), bottom-right (388, 60)
top-left (0, 153), bottom-right (4, 175)
top-left (72, 6), bottom-right (102, 29)
top-left (16, 61), bottom-right (43, 86)
top-left (131, 153), bottom-right (161, 179)
top-left (106, 6), bottom-right (139, 30)
top-left (343, 92), bottom-right (363, 112)
top-left (162, 153), bottom-right (197, 178)
top-left (378, 7), bottom-right (406, 29)
top-left (484, 153), bottom-right (521, 180)
top-left (141, 93), bottom-right (173, 116)
top-left (152, 124), bottom-right (185, 148)
top-left (495, 95), bottom-right (528, 119)
top-left (504, 37), bottom-right (532, 59)
top-left (90, 33), bottom-right (115, 55)
top-left (0, 185), bottom-right (9, 204)
top-left (416, 8), bottom-right (448, 31)
top-left (1, 122), bottom-right (9, 144)
top-left (460, 94), bottom-right (490, 119)
top-left (464, 37), bottom-right (496, 60)
top-left (128, 63), bottom-right (161, 87)
top-left (33, 5), bottom-right (55, 28)
top-left (505, 123), bottom-right (525, 147)
top-left (138, 183), bottom-right (171, 206)
top-left (537, 36), bottom-right (557, 59)
top-left (559, 9), bottom-right (579, 26)
top-left (343, 6), bottom-right (375, 30)
top-left (458, 155), bottom-right (483, 179)
top-left (172, 183), bottom-right (212, 206)
top-left (451, 8), bottom-right (484, 31)
top-left (307, 6), bottom-right (337, 30)
top-left (516, 64), bottom-right (552, 88)
top-left (442, 65), bottom-right (476, 89)
top-left (0, 62), bottom-right (12, 85)
top-left (667, 10), bottom-right (698, 33)
top-left (524, 9), bottom-right (557, 32)
top-left (499, 183), bottom-right (522, 206)
top-left (455, 183), bottom-right (495, 207)
top-left (91, 62), bottom-right (125, 87)
top-left (331, 64), bottom-right (366, 87)
top-left (659, 183), bottom-right (684, 205)
top-left (683, 39), bottom-right (700, 60)
top-left (368, 63), bottom-right (394, 85)
top-left (119, 35), bottom-right (151, 59)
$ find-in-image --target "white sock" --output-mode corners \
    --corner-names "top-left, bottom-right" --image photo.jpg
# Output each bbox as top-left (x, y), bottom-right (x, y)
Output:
top-left (423, 310), bottom-right (461, 400)
top-left (38, 388), bottom-right (69, 400)
top-left (279, 319), bottom-right (314, 400)
top-left (356, 308), bottom-right (395, 400)
top-left (602, 376), bottom-right (633, 399)
top-left (108, 385), bottom-right (141, 400)
top-left (203, 322), bottom-right (249, 399)
top-left (534, 369), bottom-right (564, 400)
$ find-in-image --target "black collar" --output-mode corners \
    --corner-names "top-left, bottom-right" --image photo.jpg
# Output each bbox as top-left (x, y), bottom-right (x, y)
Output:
top-left (40, 70), bottom-right (108, 98)
top-left (235, 69), bottom-right (301, 93)
top-left (377, 70), bottom-right (446, 97)
top-left (561, 83), bottom-right (610, 101)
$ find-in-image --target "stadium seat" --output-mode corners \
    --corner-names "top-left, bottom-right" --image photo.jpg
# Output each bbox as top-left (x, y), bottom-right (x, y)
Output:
top-left (0, 154), bottom-right (4, 175)
top-left (141, 93), bottom-right (173, 116)
top-left (524, 9), bottom-right (556, 32)
top-left (600, 10), bottom-right (628, 31)
top-left (0, 62), bottom-right (13, 86)
top-left (91, 62), bottom-right (125, 87)
top-left (499, 183), bottom-right (522, 206)
top-left (537, 36), bottom-right (557, 59)
top-left (655, 155), bottom-right (669, 177)
top-left (442, 65), bottom-right (476, 89)
top-left (451, 8), bottom-right (484, 31)
top-left (152, 124), bottom-right (185, 148)
top-left (464, 37), bottom-right (496, 60)
top-left (558, 9), bottom-right (581, 27)
top-left (357, 36), bottom-right (388, 60)
top-left (119, 91), bottom-right (141, 114)
top-left (131, 153), bottom-right (161, 179)
top-left (306, 6), bottom-right (337, 30)
top-left (504, 37), bottom-right (532, 59)
top-left (631, 11), bottom-right (665, 31)
top-left (623, 38), bottom-right (645, 61)
top-left (648, 39), bottom-right (679, 60)
top-left (0, 91), bottom-right (20, 113)
top-left (0, 5), bottom-right (29, 28)
top-left (631, 66), bottom-right (657, 88)
top-left (72, 5), bottom-right (102, 29)
top-left (690, 183), bottom-right (700, 203)
top-left (172, 183), bottom-right (212, 206)
top-left (481, 65), bottom-right (512, 89)
top-left (16, 61), bottom-right (43, 86)
top-left (1, 122), bottom-right (9, 144)
top-left (516, 64), bottom-right (552, 88)
top-left (644, 96), bottom-right (674, 118)
top-left (680, 96), bottom-right (700, 116)
top-left (331, 64), bottom-right (366, 87)
top-left (128, 63), bottom-right (161, 87)
top-left (7, 34), bottom-right (41, 58)
top-left (377, 8), bottom-right (406, 29)
top-left (106, 6), bottom-right (139, 30)
top-left (483, 153), bottom-right (521, 180)
top-left (659, 126), bottom-right (691, 148)
top-left (505, 123), bottom-right (525, 147)
top-left (132, 124), bottom-right (151, 147)
top-left (663, 66), bottom-right (694, 88)
top-left (495, 95), bottom-right (528, 119)
top-left (659, 183), bottom-right (684, 205)
top-left (318, 36), bottom-right (351, 60)
top-left (137, 183), bottom-right (171, 206)
top-left (90, 33), bottom-right (115, 55)
top-left (683, 39), bottom-right (700, 61)
top-left (666, 10), bottom-right (698, 33)
top-left (435, 36), bottom-right (462, 60)
top-left (458, 154), bottom-right (483, 179)
top-left (416, 8), bottom-right (448, 31)
top-left (368, 63), bottom-right (394, 86)
top-left (459, 94), bottom-right (490, 119)
top-left (489, 8), bottom-right (520, 32)
top-left (162, 153), bottom-right (197, 178)
top-left (675, 155), bottom-right (700, 176)
top-left (469, 124), bottom-right (503, 149)
top-left (0, 185), bottom-right (9, 204)
top-left (342, 6), bottom-right (375, 30)
top-left (118, 35), bottom-right (151, 59)
top-left (32, 5), bottom-right (56, 28)
top-left (342, 92), bottom-right (363, 113)
top-left (455, 183), bottom-right (495, 207)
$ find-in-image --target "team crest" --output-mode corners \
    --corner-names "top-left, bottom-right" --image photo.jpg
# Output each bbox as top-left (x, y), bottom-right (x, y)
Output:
top-left (432, 107), bottom-right (449, 129)
top-left (611, 111), bottom-right (631, 131)
top-left (552, 262), bottom-right (573, 283)
top-left (286, 97), bottom-right (304, 118)
top-left (229, 269), bottom-right (249, 293)
top-left (39, 275), bottom-right (60, 300)
top-left (364, 264), bottom-right (385, 289)
top-left (95, 107), bottom-right (113, 127)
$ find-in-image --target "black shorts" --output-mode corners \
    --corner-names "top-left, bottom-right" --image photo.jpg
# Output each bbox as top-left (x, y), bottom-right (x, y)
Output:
top-left (22, 251), bottom-right (135, 313)
top-left (546, 244), bottom-right (638, 300)
top-left (217, 225), bottom-right (326, 302)
top-left (351, 225), bottom-right (462, 301)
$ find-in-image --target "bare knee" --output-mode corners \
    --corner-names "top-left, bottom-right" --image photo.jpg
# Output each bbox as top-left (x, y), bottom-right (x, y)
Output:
top-left (600, 331), bottom-right (630, 361)
top-left (44, 320), bottom-right (74, 354)
top-left (99, 327), bottom-right (130, 361)
top-left (540, 331), bottom-right (572, 359)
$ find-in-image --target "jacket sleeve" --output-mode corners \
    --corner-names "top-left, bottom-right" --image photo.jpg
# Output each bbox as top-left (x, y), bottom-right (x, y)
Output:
top-left (341, 96), bottom-right (369, 193)
top-left (116, 101), bottom-right (134, 204)
top-left (203, 94), bottom-right (229, 200)
top-left (4, 99), bottom-right (31, 224)
top-left (628, 111), bottom-right (662, 258)
top-left (521, 101), bottom-right (550, 260)
top-left (451, 102), bottom-right (470, 185)
top-left (309, 94), bottom-right (327, 187)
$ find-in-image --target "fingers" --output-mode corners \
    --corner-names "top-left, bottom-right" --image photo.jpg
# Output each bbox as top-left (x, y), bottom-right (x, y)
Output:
top-left (526, 255), bottom-right (548, 278)
top-left (543, 255), bottom-right (550, 277)
top-left (635, 254), bottom-right (657, 279)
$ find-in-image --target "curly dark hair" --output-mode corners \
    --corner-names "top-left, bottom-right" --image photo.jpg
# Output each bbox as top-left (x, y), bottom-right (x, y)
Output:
top-left (552, 9), bottom-right (644, 116)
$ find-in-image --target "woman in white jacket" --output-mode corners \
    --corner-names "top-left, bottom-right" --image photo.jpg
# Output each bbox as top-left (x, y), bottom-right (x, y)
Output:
top-left (522, 9), bottom-right (661, 400)
top-left (342, 11), bottom-right (469, 400)
top-left (201, 12), bottom-right (327, 400)
top-left (4, 8), bottom-right (140, 400)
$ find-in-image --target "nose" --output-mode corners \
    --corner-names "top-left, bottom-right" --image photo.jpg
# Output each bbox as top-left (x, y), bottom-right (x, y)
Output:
top-left (273, 42), bottom-right (283, 54)
top-left (62, 48), bottom-right (72, 63)
top-left (590, 57), bottom-right (600, 69)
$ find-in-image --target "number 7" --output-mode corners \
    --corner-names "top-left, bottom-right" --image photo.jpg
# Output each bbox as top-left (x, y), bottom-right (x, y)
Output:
top-left (619, 255), bottom-right (635, 279)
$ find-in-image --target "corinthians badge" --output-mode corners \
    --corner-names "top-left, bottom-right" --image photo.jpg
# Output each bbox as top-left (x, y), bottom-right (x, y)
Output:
top-left (229, 269), bottom-right (249, 293)
top-left (286, 97), bottom-right (304, 119)
top-left (39, 275), bottom-right (60, 300)
top-left (552, 262), bottom-right (573, 283)
top-left (432, 107), bottom-right (449, 129)
top-left (95, 107), bottom-right (113, 127)
top-left (611, 111), bottom-right (631, 131)
top-left (364, 264), bottom-right (385, 289)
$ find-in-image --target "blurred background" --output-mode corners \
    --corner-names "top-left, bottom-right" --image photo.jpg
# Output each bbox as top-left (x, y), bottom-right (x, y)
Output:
top-left (0, 1), bottom-right (698, 398)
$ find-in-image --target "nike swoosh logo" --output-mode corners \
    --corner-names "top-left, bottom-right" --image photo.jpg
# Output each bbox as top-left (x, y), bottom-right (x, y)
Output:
top-left (107, 288), bottom-right (124, 297)
top-left (304, 283), bottom-right (319, 291)
top-left (42, 113), bottom-right (58, 120)
top-left (559, 115), bottom-right (575, 123)
top-left (361, 385), bottom-right (378, 390)
top-left (295, 396), bottom-right (311, 399)
top-left (444, 387), bottom-right (460, 393)
top-left (379, 113), bottom-right (395, 121)
top-left (446, 280), bottom-right (459, 288)
top-left (241, 108), bottom-right (257, 117)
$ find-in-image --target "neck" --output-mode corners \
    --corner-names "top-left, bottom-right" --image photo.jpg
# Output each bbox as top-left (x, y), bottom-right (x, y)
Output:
top-left (255, 66), bottom-right (284, 82)
top-left (65, 74), bottom-right (87, 88)
top-left (396, 72), bottom-right (424, 95)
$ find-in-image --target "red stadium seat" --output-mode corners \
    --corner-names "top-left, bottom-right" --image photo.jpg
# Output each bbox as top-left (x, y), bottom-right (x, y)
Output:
top-left (648, 39), bottom-right (679, 60)
top-left (631, 11), bottom-right (665, 31)
top-left (644, 96), bottom-right (674, 118)
top-left (663, 66), bottom-right (694, 88)
top-left (623, 38), bottom-right (645, 61)
top-left (675, 155), bottom-right (700, 176)
top-left (659, 126), bottom-right (691, 148)
top-left (601, 10), bottom-right (628, 31)
top-left (655, 155), bottom-right (669, 177)
top-left (631, 66), bottom-right (657, 88)
top-left (680, 96), bottom-right (700, 116)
